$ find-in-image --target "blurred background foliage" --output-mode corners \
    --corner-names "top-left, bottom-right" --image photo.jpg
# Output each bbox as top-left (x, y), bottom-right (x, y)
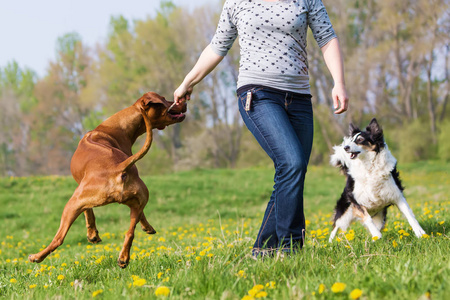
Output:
top-left (0, 0), bottom-right (449, 176)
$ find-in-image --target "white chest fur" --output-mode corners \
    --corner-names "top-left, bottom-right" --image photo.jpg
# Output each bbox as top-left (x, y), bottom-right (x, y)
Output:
top-left (348, 147), bottom-right (402, 214)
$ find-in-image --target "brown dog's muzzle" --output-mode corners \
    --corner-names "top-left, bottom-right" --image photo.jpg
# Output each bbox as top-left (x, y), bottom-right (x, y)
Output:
top-left (166, 101), bottom-right (187, 123)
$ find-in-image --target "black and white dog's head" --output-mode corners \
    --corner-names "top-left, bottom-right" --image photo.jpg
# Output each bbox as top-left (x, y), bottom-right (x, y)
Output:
top-left (344, 118), bottom-right (385, 159)
top-left (331, 118), bottom-right (386, 170)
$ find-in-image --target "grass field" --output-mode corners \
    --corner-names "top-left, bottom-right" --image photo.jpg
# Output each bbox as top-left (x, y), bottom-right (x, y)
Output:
top-left (0, 161), bottom-right (448, 299)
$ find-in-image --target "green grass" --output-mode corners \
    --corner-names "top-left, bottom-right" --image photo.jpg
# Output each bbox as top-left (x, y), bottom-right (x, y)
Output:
top-left (0, 161), bottom-right (449, 299)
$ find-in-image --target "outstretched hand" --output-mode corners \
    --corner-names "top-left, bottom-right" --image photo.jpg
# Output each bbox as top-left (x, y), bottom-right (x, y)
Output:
top-left (174, 84), bottom-right (193, 105)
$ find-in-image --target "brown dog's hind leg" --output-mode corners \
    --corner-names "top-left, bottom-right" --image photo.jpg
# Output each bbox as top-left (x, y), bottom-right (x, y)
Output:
top-left (118, 203), bottom-right (142, 268)
top-left (28, 191), bottom-right (86, 263)
top-left (85, 209), bottom-right (102, 244)
top-left (140, 213), bottom-right (156, 234)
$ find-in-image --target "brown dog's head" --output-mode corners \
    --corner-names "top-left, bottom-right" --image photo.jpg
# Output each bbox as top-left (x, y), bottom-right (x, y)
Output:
top-left (136, 92), bottom-right (187, 130)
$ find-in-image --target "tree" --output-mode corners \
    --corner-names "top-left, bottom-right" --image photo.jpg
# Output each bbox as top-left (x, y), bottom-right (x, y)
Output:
top-left (31, 33), bottom-right (94, 174)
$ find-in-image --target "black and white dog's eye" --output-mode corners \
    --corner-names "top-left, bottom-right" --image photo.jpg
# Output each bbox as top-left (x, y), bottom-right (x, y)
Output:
top-left (357, 137), bottom-right (364, 143)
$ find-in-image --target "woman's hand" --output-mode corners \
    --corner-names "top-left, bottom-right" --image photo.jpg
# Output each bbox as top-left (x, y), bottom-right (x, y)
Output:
top-left (174, 83), bottom-right (193, 105)
top-left (332, 83), bottom-right (349, 114)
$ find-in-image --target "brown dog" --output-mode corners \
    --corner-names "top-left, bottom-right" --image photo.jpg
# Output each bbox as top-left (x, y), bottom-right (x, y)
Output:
top-left (28, 92), bottom-right (186, 268)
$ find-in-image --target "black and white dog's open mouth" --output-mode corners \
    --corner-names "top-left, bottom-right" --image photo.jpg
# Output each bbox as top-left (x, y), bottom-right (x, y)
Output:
top-left (350, 152), bottom-right (360, 159)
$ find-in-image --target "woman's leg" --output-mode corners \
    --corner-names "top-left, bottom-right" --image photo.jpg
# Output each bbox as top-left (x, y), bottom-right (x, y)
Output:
top-left (238, 88), bottom-right (313, 254)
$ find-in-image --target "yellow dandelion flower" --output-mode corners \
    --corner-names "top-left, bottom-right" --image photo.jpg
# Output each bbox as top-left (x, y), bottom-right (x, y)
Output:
top-left (57, 275), bottom-right (65, 280)
top-left (345, 233), bottom-right (355, 241)
top-left (372, 236), bottom-right (379, 241)
top-left (318, 283), bottom-right (326, 294)
top-left (242, 296), bottom-right (254, 300)
top-left (29, 284), bottom-right (37, 289)
top-left (207, 253), bottom-right (214, 258)
top-left (155, 286), bottom-right (170, 297)
top-left (350, 289), bottom-right (363, 299)
top-left (253, 284), bottom-right (264, 291)
top-left (331, 282), bottom-right (346, 293)
top-left (195, 256), bottom-right (201, 261)
top-left (237, 270), bottom-right (247, 278)
top-left (92, 289), bottom-right (103, 297)
top-left (248, 285), bottom-right (264, 297)
top-left (438, 221), bottom-right (445, 225)
top-left (10, 278), bottom-right (17, 283)
top-left (392, 240), bottom-right (398, 248)
top-left (44, 284), bottom-right (49, 289)
top-left (133, 278), bottom-right (146, 287)
top-left (255, 291), bottom-right (268, 298)
top-left (422, 234), bottom-right (430, 239)
top-left (266, 281), bottom-right (276, 289)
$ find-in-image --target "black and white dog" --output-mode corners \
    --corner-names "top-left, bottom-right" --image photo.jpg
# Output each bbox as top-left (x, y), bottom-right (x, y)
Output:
top-left (329, 118), bottom-right (426, 242)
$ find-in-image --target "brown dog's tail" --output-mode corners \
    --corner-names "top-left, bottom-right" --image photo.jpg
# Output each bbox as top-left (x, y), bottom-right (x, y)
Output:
top-left (118, 107), bottom-right (153, 172)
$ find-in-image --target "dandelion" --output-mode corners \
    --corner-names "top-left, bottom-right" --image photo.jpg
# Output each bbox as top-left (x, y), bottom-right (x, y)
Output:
top-left (438, 221), bottom-right (445, 225)
top-left (92, 289), bottom-right (103, 297)
top-left (265, 281), bottom-right (276, 289)
top-left (10, 278), bottom-right (17, 283)
top-left (331, 282), bottom-right (346, 293)
top-left (248, 285), bottom-right (264, 297)
top-left (237, 270), bottom-right (247, 278)
top-left (345, 233), bottom-right (355, 241)
top-left (392, 240), bottom-right (398, 248)
top-left (318, 283), bottom-right (326, 294)
top-left (372, 236), bottom-right (379, 241)
top-left (133, 278), bottom-right (146, 287)
top-left (422, 234), bottom-right (430, 239)
top-left (57, 275), bottom-right (65, 280)
top-left (44, 284), bottom-right (49, 289)
top-left (350, 289), bottom-right (363, 299)
top-left (29, 284), bottom-right (37, 289)
top-left (255, 291), bottom-right (268, 298)
top-left (155, 286), bottom-right (170, 297)
top-left (242, 296), bottom-right (254, 300)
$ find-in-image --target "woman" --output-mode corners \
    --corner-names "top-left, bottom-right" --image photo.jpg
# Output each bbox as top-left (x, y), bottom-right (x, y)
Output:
top-left (174, 0), bottom-right (349, 256)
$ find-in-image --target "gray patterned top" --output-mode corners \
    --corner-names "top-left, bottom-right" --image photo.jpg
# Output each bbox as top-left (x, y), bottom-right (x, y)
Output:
top-left (210, 0), bottom-right (337, 94)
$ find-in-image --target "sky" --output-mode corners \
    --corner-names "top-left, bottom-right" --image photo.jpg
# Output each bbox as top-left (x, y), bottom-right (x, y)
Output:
top-left (0, 0), bottom-right (215, 77)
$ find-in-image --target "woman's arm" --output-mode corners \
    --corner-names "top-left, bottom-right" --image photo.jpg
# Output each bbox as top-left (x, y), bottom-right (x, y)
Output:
top-left (174, 45), bottom-right (224, 103)
top-left (321, 38), bottom-right (349, 114)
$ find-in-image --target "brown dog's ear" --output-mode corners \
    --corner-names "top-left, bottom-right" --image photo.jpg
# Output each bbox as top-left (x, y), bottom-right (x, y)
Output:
top-left (139, 92), bottom-right (165, 109)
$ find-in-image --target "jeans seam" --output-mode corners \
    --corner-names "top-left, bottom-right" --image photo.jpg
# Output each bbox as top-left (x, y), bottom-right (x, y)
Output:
top-left (256, 202), bottom-right (275, 248)
top-left (239, 96), bottom-right (277, 161)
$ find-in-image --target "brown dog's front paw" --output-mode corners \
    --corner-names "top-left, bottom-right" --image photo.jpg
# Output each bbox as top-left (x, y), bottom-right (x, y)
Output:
top-left (142, 227), bottom-right (156, 235)
top-left (87, 229), bottom-right (102, 244)
top-left (28, 254), bottom-right (43, 263)
top-left (117, 259), bottom-right (129, 269)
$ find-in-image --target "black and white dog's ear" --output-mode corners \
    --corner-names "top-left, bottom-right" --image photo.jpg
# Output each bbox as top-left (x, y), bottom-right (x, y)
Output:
top-left (367, 118), bottom-right (384, 141)
top-left (367, 118), bottom-right (382, 134)
top-left (349, 123), bottom-right (359, 136)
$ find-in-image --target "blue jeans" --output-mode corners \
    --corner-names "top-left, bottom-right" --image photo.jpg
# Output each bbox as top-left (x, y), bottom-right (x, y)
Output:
top-left (238, 86), bottom-right (314, 253)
